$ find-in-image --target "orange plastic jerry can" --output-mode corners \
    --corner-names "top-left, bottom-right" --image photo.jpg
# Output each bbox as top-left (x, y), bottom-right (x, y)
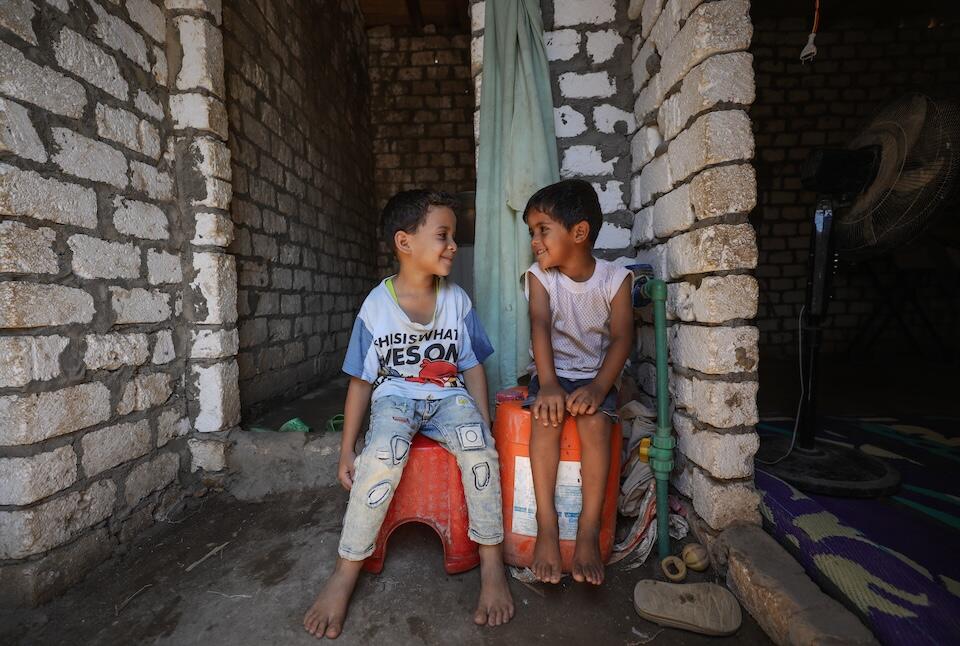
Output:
top-left (493, 386), bottom-right (622, 571)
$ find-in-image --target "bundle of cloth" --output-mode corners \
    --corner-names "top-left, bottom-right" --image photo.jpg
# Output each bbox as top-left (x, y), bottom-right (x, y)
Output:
top-left (611, 399), bottom-right (687, 567)
top-left (618, 400), bottom-right (656, 515)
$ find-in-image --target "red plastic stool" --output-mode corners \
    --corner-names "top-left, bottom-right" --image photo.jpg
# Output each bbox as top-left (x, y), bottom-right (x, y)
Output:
top-left (363, 434), bottom-right (480, 574)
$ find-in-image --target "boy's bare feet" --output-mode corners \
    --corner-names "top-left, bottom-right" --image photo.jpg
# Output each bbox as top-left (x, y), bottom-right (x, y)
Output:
top-left (474, 544), bottom-right (514, 626)
top-left (531, 527), bottom-right (563, 583)
top-left (572, 527), bottom-right (604, 585)
top-left (303, 558), bottom-right (363, 639)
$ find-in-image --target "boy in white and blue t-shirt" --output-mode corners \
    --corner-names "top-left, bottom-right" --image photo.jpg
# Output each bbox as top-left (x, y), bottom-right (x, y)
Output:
top-left (304, 191), bottom-right (514, 639)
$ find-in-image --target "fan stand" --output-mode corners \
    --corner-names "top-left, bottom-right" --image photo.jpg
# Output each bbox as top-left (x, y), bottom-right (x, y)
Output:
top-left (758, 199), bottom-right (901, 497)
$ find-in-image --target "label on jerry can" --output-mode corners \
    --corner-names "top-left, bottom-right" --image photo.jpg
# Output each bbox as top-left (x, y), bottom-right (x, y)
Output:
top-left (511, 456), bottom-right (583, 540)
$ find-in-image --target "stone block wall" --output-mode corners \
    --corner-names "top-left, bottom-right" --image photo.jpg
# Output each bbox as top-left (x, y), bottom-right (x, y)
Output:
top-left (542, 0), bottom-right (635, 255)
top-left (368, 23), bottom-right (475, 278)
top-left (468, 0), bottom-right (762, 528)
top-left (223, 0), bottom-right (377, 415)
top-left (0, 0), bottom-right (193, 606)
top-left (630, 0), bottom-right (762, 530)
top-left (751, 14), bottom-right (960, 358)
top-left (470, 0), bottom-right (635, 256)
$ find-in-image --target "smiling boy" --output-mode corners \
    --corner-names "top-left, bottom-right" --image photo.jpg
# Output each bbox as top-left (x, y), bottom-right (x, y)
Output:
top-left (303, 190), bottom-right (514, 639)
top-left (522, 179), bottom-right (634, 586)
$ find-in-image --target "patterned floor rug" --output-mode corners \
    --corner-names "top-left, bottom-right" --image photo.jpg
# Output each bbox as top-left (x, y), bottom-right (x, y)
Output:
top-left (756, 417), bottom-right (960, 645)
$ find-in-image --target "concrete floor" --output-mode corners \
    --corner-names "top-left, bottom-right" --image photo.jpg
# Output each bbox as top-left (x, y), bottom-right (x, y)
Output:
top-left (0, 486), bottom-right (772, 645)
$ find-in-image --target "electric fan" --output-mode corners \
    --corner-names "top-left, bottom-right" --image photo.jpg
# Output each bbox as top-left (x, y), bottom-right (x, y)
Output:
top-left (757, 93), bottom-right (960, 497)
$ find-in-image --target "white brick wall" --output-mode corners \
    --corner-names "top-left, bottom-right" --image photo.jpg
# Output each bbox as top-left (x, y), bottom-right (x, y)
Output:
top-left (110, 287), bottom-right (171, 323)
top-left (123, 452), bottom-right (179, 507)
top-left (0, 220), bottom-right (57, 274)
top-left (0, 41), bottom-right (86, 118)
top-left (0, 0), bottom-right (39, 45)
top-left (53, 27), bottom-right (129, 99)
top-left (670, 324), bottom-right (759, 374)
top-left (127, 0), bottom-right (166, 43)
top-left (561, 145), bottom-right (617, 177)
top-left (83, 332), bottom-right (150, 370)
top-left (147, 249), bottom-right (183, 285)
top-left (586, 30), bottom-right (622, 64)
top-left (188, 438), bottom-right (227, 471)
top-left (117, 372), bottom-right (173, 415)
top-left (0, 164), bottom-right (97, 228)
top-left (546, 29), bottom-right (580, 62)
top-left (68, 234), bottom-right (140, 279)
top-left (96, 103), bottom-right (162, 158)
top-left (157, 408), bottom-right (189, 447)
top-left (169, 93), bottom-right (228, 137)
top-left (555, 106), bottom-right (587, 138)
top-left (130, 160), bottom-right (175, 200)
top-left (80, 420), bottom-right (152, 477)
top-left (113, 196), bottom-right (170, 240)
top-left (673, 456), bottom-right (761, 528)
top-left (175, 15), bottom-right (225, 96)
top-left (152, 330), bottom-right (176, 364)
top-left (0, 97), bottom-right (47, 162)
top-left (165, 0), bottom-right (223, 25)
top-left (0, 282), bottom-right (95, 328)
top-left (554, 0), bottom-right (616, 26)
top-left (192, 360), bottom-right (240, 432)
top-left (191, 328), bottom-right (239, 359)
top-left (0, 335), bottom-right (69, 387)
top-left (52, 128), bottom-right (129, 188)
top-left (0, 480), bottom-right (116, 559)
top-left (0, 446), bottom-right (77, 506)
top-left (558, 71), bottom-right (616, 99)
top-left (0, 0), bottom-right (214, 601)
top-left (0, 383), bottom-right (111, 446)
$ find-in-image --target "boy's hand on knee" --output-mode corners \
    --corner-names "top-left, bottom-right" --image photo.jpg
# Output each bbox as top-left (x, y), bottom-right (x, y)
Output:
top-left (338, 450), bottom-right (357, 490)
top-left (566, 383), bottom-right (604, 416)
top-left (533, 383), bottom-right (566, 427)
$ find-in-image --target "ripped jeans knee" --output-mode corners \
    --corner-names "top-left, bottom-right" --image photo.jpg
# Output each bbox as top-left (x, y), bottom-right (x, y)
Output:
top-left (338, 397), bottom-right (417, 560)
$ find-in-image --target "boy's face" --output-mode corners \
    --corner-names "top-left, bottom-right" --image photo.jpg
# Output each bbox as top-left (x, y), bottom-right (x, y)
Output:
top-left (527, 209), bottom-right (586, 270)
top-left (396, 206), bottom-right (458, 276)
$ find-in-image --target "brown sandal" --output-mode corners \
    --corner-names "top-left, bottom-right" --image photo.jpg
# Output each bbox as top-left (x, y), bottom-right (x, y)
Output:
top-left (634, 580), bottom-right (742, 636)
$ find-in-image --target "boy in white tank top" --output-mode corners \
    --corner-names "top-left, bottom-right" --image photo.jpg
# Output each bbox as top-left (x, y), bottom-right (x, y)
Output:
top-left (522, 179), bottom-right (634, 586)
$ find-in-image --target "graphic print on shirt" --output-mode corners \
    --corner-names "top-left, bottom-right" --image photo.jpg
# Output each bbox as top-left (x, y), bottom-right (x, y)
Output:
top-left (371, 327), bottom-right (464, 391)
top-left (342, 279), bottom-right (494, 402)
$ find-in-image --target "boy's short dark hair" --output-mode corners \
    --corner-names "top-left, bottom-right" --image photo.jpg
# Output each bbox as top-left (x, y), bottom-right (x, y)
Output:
top-left (522, 179), bottom-right (603, 244)
top-left (381, 189), bottom-right (460, 247)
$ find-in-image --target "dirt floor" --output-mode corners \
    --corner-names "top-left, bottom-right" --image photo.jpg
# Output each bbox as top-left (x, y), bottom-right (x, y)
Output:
top-left (0, 484), bottom-right (773, 646)
top-left (15, 352), bottom-right (946, 646)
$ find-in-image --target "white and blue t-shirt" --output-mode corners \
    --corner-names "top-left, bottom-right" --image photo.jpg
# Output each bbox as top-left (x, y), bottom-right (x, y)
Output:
top-left (342, 277), bottom-right (494, 401)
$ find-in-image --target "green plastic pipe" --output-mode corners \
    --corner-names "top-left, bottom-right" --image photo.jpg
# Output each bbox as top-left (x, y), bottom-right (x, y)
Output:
top-left (641, 279), bottom-right (675, 560)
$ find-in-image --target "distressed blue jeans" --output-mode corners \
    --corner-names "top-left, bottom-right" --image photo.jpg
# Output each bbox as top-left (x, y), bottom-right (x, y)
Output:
top-left (337, 394), bottom-right (504, 560)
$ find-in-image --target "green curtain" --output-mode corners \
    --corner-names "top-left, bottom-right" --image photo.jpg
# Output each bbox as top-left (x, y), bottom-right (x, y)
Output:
top-left (474, 0), bottom-right (559, 396)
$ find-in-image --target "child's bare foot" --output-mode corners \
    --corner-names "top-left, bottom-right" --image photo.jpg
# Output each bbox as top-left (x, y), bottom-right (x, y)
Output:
top-left (572, 527), bottom-right (604, 585)
top-left (532, 528), bottom-right (563, 583)
top-left (303, 558), bottom-right (363, 639)
top-left (474, 545), bottom-right (514, 626)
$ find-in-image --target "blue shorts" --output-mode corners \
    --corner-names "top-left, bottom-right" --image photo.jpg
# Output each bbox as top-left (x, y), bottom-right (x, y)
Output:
top-left (524, 375), bottom-right (619, 419)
